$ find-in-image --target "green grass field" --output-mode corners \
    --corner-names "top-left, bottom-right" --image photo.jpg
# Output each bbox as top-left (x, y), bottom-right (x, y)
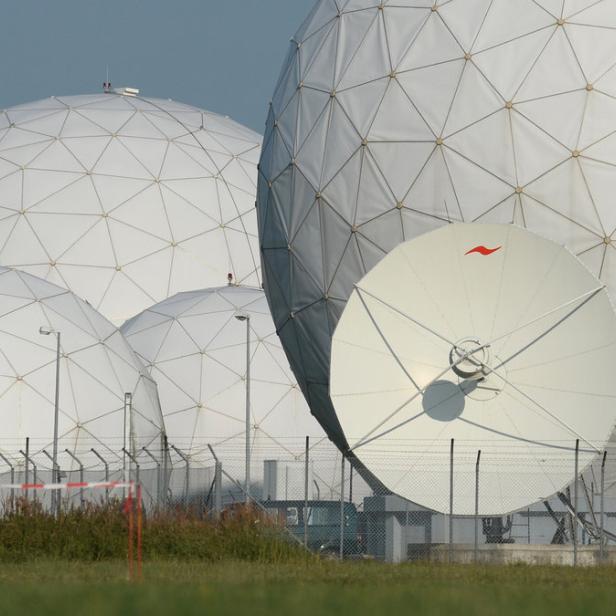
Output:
top-left (1, 505), bottom-right (614, 615)
top-left (1, 560), bottom-right (615, 615)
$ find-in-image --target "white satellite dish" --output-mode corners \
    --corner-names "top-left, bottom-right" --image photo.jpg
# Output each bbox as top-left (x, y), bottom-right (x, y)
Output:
top-left (331, 224), bottom-right (616, 515)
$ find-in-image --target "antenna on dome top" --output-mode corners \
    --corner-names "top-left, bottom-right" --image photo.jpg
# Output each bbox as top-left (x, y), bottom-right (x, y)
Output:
top-left (103, 65), bottom-right (112, 93)
top-left (227, 273), bottom-right (234, 286)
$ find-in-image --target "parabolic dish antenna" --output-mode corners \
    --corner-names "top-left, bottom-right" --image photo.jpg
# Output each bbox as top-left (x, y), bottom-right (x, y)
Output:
top-left (331, 224), bottom-right (616, 515)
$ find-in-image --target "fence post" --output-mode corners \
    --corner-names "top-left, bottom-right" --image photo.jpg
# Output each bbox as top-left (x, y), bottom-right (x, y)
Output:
top-left (214, 461), bottom-right (222, 518)
top-left (304, 436), bottom-right (309, 549)
top-left (600, 450), bottom-right (607, 562)
top-left (208, 444), bottom-right (223, 519)
top-left (19, 446), bottom-right (38, 502)
top-left (0, 453), bottom-right (15, 511)
top-left (475, 449), bottom-right (481, 564)
top-left (65, 449), bottom-right (85, 508)
top-left (573, 439), bottom-right (579, 567)
top-left (171, 445), bottom-right (189, 505)
top-left (142, 447), bottom-right (161, 507)
top-left (449, 438), bottom-right (454, 564)
top-left (123, 393), bottom-right (132, 484)
top-left (32, 459), bottom-right (37, 503)
top-left (349, 462), bottom-right (353, 503)
top-left (42, 449), bottom-right (60, 513)
top-left (20, 447), bottom-right (38, 504)
top-left (339, 455), bottom-right (345, 561)
top-left (163, 434), bottom-right (169, 508)
top-left (90, 449), bottom-right (110, 504)
top-left (25, 437), bottom-right (30, 500)
top-left (123, 448), bottom-right (141, 499)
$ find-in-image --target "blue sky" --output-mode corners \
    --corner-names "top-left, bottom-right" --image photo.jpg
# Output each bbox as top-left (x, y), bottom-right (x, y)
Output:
top-left (0, 0), bottom-right (315, 133)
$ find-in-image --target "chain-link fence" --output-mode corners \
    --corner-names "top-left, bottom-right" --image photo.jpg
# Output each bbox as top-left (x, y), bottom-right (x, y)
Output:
top-left (1, 435), bottom-right (615, 565)
top-left (352, 438), bottom-right (616, 565)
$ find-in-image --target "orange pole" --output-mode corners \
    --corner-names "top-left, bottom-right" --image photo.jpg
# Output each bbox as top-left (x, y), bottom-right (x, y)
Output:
top-left (137, 483), bottom-right (143, 581)
top-left (127, 484), bottom-right (134, 582)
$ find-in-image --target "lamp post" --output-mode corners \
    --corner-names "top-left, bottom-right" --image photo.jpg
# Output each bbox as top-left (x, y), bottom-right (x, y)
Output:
top-left (234, 312), bottom-right (251, 503)
top-left (39, 326), bottom-right (61, 515)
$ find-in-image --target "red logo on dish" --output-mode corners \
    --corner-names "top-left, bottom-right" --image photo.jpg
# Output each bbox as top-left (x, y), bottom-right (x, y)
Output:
top-left (465, 245), bottom-right (502, 256)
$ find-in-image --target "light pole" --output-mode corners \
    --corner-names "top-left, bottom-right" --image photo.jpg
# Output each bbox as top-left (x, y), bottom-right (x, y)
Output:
top-left (39, 325), bottom-right (61, 515)
top-left (234, 312), bottom-right (251, 503)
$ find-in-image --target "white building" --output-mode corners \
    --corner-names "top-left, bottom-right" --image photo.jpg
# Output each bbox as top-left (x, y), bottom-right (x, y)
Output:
top-left (0, 266), bottom-right (165, 472)
top-left (122, 285), bottom-right (340, 497)
top-left (257, 0), bottom-right (616, 451)
top-left (0, 91), bottom-right (261, 325)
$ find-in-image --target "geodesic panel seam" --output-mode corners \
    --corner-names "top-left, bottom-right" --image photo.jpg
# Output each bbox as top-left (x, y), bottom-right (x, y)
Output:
top-left (257, 0), bottom-right (616, 448)
top-left (0, 93), bottom-right (262, 325)
top-left (121, 286), bottom-right (333, 478)
top-left (0, 266), bottom-right (165, 471)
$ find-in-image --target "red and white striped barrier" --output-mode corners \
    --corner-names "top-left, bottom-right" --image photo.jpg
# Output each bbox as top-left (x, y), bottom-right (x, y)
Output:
top-left (0, 479), bottom-right (142, 581)
top-left (0, 481), bottom-right (132, 491)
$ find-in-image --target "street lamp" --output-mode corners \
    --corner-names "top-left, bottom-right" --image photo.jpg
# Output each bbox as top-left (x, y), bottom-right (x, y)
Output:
top-left (39, 325), bottom-right (61, 515)
top-left (235, 312), bottom-right (251, 503)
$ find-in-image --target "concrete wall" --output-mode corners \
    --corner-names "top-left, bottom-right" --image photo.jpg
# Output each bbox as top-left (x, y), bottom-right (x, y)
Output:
top-left (363, 493), bottom-right (616, 563)
top-left (430, 544), bottom-right (616, 567)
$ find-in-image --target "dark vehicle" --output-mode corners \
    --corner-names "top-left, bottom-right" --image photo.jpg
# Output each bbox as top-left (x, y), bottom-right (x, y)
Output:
top-left (261, 499), bottom-right (364, 556)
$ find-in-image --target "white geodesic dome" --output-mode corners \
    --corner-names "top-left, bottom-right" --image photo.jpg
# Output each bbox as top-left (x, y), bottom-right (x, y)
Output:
top-left (257, 0), bottom-right (616, 447)
top-left (0, 266), bottom-right (165, 472)
top-left (0, 92), bottom-right (261, 325)
top-left (121, 285), bottom-right (338, 495)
